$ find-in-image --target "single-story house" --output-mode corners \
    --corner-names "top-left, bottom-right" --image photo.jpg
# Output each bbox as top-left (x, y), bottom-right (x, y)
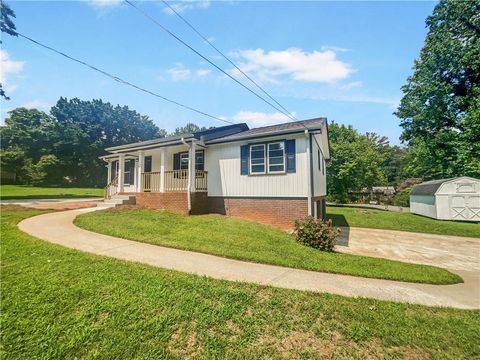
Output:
top-left (410, 177), bottom-right (480, 222)
top-left (101, 117), bottom-right (330, 229)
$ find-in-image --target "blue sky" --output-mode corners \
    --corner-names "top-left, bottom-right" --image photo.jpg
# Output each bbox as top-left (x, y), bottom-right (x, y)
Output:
top-left (1, 0), bottom-right (435, 143)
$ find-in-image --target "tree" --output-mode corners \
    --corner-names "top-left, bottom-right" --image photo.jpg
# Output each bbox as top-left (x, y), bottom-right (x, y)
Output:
top-left (0, 0), bottom-right (18, 100)
top-left (1, 98), bottom-right (166, 187)
top-left (395, 0), bottom-right (480, 179)
top-left (49, 98), bottom-right (164, 186)
top-left (327, 123), bottom-right (386, 202)
top-left (171, 123), bottom-right (207, 135)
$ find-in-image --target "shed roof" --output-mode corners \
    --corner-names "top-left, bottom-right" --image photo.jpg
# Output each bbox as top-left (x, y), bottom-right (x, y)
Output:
top-left (410, 178), bottom-right (455, 196)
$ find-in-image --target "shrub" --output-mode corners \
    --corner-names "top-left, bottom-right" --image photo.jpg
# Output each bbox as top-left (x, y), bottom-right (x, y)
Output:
top-left (392, 186), bottom-right (413, 207)
top-left (294, 216), bottom-right (341, 252)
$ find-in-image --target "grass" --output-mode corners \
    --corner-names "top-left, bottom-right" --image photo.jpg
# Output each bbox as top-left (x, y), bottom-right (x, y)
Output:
top-left (2, 206), bottom-right (479, 359)
top-left (327, 206), bottom-right (480, 238)
top-left (0, 185), bottom-right (103, 200)
top-left (74, 208), bottom-right (461, 285)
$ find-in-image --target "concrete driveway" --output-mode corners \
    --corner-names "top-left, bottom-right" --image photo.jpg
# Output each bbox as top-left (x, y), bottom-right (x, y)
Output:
top-left (336, 227), bottom-right (480, 272)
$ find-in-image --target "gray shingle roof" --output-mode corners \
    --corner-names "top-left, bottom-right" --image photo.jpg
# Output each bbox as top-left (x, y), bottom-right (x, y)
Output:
top-left (410, 178), bottom-right (454, 196)
top-left (205, 117), bottom-right (326, 144)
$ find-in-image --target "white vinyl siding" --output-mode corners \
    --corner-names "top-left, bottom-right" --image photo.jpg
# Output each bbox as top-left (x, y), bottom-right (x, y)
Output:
top-left (206, 134), bottom-right (309, 197)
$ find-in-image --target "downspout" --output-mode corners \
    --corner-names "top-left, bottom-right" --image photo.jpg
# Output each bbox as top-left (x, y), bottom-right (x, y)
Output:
top-left (181, 137), bottom-right (192, 213)
top-left (305, 130), bottom-right (313, 216)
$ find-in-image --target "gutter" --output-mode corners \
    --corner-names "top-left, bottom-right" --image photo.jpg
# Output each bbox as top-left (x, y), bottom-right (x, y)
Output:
top-left (306, 130), bottom-right (313, 216)
top-left (181, 137), bottom-right (192, 213)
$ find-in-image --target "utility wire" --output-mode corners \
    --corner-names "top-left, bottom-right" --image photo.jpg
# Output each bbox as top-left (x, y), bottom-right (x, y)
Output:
top-left (17, 32), bottom-right (234, 125)
top-left (161, 0), bottom-right (298, 122)
top-left (124, 0), bottom-right (296, 121)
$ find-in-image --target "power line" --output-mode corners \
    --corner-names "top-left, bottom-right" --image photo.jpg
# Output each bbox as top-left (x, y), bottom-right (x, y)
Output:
top-left (124, 0), bottom-right (296, 121)
top-left (161, 0), bottom-right (298, 122)
top-left (17, 32), bottom-right (234, 125)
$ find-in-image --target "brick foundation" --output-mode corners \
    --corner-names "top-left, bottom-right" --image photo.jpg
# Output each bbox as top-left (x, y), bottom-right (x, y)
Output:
top-left (207, 197), bottom-right (309, 230)
top-left (122, 192), bottom-right (314, 230)
top-left (123, 192), bottom-right (189, 214)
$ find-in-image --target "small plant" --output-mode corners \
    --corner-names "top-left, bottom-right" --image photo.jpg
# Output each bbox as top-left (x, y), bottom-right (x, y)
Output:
top-left (294, 216), bottom-right (340, 252)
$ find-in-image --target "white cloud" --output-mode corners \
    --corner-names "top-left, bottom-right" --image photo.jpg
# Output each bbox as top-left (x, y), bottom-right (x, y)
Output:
top-left (85, 0), bottom-right (122, 8)
top-left (320, 45), bottom-right (350, 53)
top-left (196, 69), bottom-right (211, 77)
top-left (0, 50), bottom-right (25, 93)
top-left (21, 100), bottom-right (52, 110)
top-left (341, 81), bottom-right (363, 90)
top-left (231, 47), bottom-right (353, 84)
top-left (232, 111), bottom-right (294, 127)
top-left (167, 63), bottom-right (191, 81)
top-left (163, 0), bottom-right (211, 15)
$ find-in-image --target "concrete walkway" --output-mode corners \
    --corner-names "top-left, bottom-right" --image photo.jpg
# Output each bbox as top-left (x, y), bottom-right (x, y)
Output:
top-left (18, 208), bottom-right (480, 309)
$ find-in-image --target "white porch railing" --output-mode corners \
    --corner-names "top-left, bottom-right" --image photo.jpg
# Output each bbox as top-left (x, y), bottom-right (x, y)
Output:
top-left (141, 170), bottom-right (207, 192)
top-left (104, 175), bottom-right (118, 199)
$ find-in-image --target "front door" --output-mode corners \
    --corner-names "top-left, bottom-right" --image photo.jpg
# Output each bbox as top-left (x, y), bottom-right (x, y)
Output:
top-left (124, 159), bottom-right (136, 186)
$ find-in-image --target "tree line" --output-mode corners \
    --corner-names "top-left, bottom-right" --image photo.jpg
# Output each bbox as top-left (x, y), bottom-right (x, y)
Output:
top-left (0, 97), bottom-right (206, 187)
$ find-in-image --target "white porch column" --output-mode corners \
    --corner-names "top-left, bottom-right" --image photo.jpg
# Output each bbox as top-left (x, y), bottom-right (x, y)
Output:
top-left (189, 141), bottom-right (196, 192)
top-left (106, 161), bottom-right (112, 184)
top-left (159, 148), bottom-right (166, 192)
top-left (117, 153), bottom-right (125, 193)
top-left (137, 150), bottom-right (145, 192)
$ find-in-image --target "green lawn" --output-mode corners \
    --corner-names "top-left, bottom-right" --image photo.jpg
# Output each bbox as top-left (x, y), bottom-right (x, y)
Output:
top-left (74, 208), bottom-right (461, 285)
top-left (327, 206), bottom-right (480, 238)
top-left (2, 207), bottom-right (479, 359)
top-left (0, 185), bottom-right (103, 200)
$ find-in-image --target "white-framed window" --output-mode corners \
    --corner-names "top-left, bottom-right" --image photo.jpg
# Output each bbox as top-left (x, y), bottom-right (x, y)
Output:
top-left (180, 153), bottom-right (189, 170)
top-left (267, 142), bottom-right (285, 173)
top-left (250, 144), bottom-right (266, 174)
top-left (178, 151), bottom-right (205, 171)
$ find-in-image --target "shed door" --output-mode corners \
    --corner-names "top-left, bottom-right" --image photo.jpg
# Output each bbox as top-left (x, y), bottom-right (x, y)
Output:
top-left (449, 195), bottom-right (480, 221)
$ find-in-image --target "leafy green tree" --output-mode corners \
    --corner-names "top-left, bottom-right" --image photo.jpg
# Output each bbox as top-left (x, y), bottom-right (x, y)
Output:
top-left (327, 123), bottom-right (386, 202)
top-left (1, 98), bottom-right (166, 187)
top-left (0, 0), bottom-right (18, 100)
top-left (171, 123), bottom-right (207, 135)
top-left (1, 108), bottom-right (57, 162)
top-left (50, 98), bottom-right (164, 186)
top-left (395, 0), bottom-right (480, 179)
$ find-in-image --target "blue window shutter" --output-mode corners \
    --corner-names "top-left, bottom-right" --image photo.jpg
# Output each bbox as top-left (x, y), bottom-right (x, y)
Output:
top-left (240, 145), bottom-right (249, 175)
top-left (286, 139), bottom-right (296, 173)
top-left (173, 153), bottom-right (180, 170)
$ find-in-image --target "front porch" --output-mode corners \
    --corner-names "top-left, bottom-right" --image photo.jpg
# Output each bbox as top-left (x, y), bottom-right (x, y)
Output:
top-left (103, 141), bottom-right (207, 199)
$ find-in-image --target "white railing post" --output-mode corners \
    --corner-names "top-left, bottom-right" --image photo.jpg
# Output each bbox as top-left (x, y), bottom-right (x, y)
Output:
top-left (189, 141), bottom-right (196, 192)
top-left (137, 150), bottom-right (145, 192)
top-left (160, 148), bottom-right (166, 192)
top-left (117, 153), bottom-right (125, 193)
top-left (106, 161), bottom-right (111, 184)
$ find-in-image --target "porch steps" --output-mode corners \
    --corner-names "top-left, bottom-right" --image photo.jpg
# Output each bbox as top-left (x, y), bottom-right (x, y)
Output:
top-left (98, 195), bottom-right (136, 209)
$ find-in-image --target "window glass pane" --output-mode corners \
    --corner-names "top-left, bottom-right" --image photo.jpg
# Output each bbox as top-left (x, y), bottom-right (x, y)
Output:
top-left (251, 165), bottom-right (265, 173)
top-left (180, 153), bottom-right (189, 170)
top-left (269, 157), bottom-right (284, 165)
top-left (269, 165), bottom-right (284, 172)
top-left (250, 144), bottom-right (265, 173)
top-left (268, 142), bottom-right (285, 172)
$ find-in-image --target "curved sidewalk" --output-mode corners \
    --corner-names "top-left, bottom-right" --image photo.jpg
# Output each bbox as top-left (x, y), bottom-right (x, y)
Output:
top-left (18, 208), bottom-right (480, 309)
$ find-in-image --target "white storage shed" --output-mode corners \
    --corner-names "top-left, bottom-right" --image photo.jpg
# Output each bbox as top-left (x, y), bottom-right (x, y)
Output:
top-left (410, 177), bottom-right (480, 222)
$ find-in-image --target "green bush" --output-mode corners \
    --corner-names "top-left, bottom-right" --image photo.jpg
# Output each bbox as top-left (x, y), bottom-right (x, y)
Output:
top-left (294, 216), bottom-right (341, 252)
top-left (392, 186), bottom-right (413, 207)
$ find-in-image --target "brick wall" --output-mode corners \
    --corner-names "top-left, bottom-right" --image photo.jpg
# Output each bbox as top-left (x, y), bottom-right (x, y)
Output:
top-left (123, 192), bottom-right (310, 230)
top-left (207, 197), bottom-right (309, 230)
top-left (123, 192), bottom-right (188, 214)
